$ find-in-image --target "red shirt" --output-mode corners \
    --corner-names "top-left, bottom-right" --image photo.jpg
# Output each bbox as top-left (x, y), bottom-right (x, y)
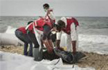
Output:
top-left (27, 18), bottom-right (52, 33)
top-left (18, 27), bottom-right (26, 34)
top-left (63, 17), bottom-right (79, 34)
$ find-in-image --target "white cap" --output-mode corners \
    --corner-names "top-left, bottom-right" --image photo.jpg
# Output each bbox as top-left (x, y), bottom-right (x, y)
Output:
top-left (60, 17), bottom-right (67, 26)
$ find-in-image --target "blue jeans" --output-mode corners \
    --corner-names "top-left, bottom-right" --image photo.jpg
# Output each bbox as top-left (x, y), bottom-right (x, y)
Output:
top-left (15, 29), bottom-right (33, 56)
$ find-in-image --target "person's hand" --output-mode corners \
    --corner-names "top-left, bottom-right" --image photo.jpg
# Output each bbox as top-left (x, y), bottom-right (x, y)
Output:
top-left (51, 27), bottom-right (58, 34)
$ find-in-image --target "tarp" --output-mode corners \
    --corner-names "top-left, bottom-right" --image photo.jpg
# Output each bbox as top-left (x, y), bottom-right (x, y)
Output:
top-left (0, 26), bottom-right (23, 46)
top-left (0, 51), bottom-right (95, 70)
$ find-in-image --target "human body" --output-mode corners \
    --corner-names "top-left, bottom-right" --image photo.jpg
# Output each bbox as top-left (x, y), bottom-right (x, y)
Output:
top-left (56, 17), bottom-right (79, 55)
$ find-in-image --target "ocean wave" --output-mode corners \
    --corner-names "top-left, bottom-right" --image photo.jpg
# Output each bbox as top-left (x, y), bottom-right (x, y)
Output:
top-left (60, 33), bottom-right (108, 54)
top-left (79, 34), bottom-right (108, 54)
top-left (79, 34), bottom-right (108, 44)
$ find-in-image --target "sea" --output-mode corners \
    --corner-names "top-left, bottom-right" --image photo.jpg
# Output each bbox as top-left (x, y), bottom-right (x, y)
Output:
top-left (0, 16), bottom-right (108, 54)
top-left (0, 16), bottom-right (108, 35)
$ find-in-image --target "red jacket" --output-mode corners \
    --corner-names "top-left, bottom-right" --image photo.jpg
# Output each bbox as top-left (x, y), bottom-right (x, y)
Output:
top-left (27, 18), bottom-right (52, 33)
top-left (18, 27), bottom-right (26, 34)
top-left (63, 17), bottom-right (79, 34)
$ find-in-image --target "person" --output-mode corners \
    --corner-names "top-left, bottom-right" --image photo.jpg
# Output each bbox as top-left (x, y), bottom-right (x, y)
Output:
top-left (15, 21), bottom-right (33, 56)
top-left (43, 3), bottom-right (55, 25)
top-left (25, 3), bottom-right (56, 61)
top-left (43, 3), bottom-right (56, 43)
top-left (55, 17), bottom-right (79, 55)
top-left (26, 18), bottom-right (54, 61)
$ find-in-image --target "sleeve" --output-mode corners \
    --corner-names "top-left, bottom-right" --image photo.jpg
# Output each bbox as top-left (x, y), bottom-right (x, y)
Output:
top-left (70, 23), bottom-right (77, 41)
top-left (56, 31), bottom-right (62, 40)
top-left (48, 11), bottom-right (55, 20)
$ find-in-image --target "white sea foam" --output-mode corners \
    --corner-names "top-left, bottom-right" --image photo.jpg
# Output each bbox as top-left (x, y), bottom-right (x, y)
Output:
top-left (78, 34), bottom-right (108, 54)
top-left (79, 34), bottom-right (108, 44)
top-left (60, 33), bottom-right (108, 54)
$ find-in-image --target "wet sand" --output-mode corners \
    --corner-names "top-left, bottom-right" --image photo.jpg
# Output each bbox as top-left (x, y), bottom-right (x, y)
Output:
top-left (0, 45), bottom-right (108, 70)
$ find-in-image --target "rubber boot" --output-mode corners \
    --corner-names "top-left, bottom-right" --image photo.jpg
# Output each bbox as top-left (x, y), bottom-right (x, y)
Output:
top-left (33, 47), bottom-right (43, 61)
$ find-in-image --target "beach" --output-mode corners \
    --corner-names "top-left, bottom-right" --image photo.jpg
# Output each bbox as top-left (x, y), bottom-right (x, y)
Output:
top-left (0, 45), bottom-right (108, 70)
top-left (0, 16), bottom-right (108, 70)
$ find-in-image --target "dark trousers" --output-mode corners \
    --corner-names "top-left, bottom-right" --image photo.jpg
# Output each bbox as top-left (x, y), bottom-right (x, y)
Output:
top-left (15, 29), bottom-right (33, 56)
top-left (27, 31), bottom-right (39, 48)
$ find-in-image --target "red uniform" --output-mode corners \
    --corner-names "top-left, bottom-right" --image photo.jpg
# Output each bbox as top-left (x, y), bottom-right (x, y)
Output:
top-left (18, 27), bottom-right (26, 34)
top-left (62, 17), bottom-right (79, 34)
top-left (27, 18), bottom-right (52, 33)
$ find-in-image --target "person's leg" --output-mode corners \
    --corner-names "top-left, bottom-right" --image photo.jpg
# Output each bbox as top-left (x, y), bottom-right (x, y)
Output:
top-left (27, 31), bottom-right (42, 61)
top-left (28, 32), bottom-right (39, 48)
top-left (24, 42), bottom-right (28, 56)
top-left (28, 43), bottom-right (33, 56)
top-left (15, 29), bottom-right (30, 56)
top-left (66, 34), bottom-right (72, 52)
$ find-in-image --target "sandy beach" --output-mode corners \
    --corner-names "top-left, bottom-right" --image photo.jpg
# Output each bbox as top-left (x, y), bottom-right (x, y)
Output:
top-left (0, 45), bottom-right (108, 70)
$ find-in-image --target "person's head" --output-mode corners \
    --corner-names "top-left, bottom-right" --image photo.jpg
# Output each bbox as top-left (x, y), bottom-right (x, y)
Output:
top-left (56, 20), bottom-right (65, 31)
top-left (27, 21), bottom-right (33, 25)
top-left (43, 3), bottom-right (50, 12)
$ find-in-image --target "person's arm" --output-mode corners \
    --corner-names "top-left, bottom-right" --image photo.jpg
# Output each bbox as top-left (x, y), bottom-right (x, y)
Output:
top-left (46, 10), bottom-right (55, 26)
top-left (70, 23), bottom-right (77, 54)
top-left (56, 31), bottom-right (64, 50)
top-left (48, 11), bottom-right (55, 21)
